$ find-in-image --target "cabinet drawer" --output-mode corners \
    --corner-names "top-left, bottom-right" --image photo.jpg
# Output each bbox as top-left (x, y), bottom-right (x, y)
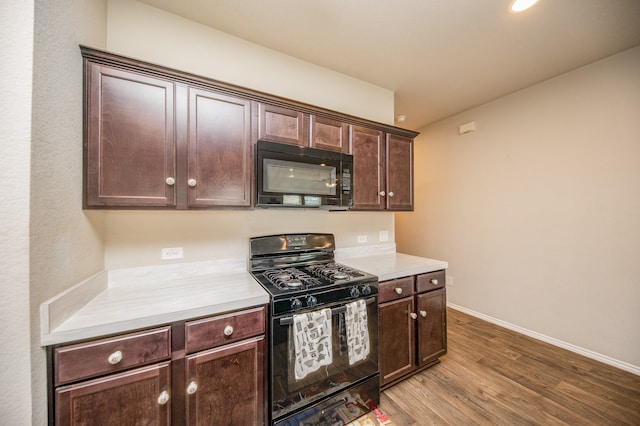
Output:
top-left (416, 270), bottom-right (446, 293)
top-left (54, 326), bottom-right (171, 386)
top-left (185, 306), bottom-right (265, 354)
top-left (379, 277), bottom-right (414, 303)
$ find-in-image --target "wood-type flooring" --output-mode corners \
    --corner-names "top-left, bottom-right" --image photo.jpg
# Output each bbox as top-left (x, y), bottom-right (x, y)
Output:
top-left (379, 307), bottom-right (640, 425)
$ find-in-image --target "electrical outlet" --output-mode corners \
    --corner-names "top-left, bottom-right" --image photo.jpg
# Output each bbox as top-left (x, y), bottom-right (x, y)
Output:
top-left (161, 247), bottom-right (183, 260)
top-left (446, 276), bottom-right (454, 286)
top-left (357, 235), bottom-right (368, 243)
top-left (379, 230), bottom-right (389, 242)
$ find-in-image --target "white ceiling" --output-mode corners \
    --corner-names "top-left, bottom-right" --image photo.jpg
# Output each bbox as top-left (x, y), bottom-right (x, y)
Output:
top-left (140, 0), bottom-right (640, 130)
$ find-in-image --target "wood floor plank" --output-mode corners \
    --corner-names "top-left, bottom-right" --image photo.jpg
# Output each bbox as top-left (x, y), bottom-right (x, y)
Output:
top-left (440, 343), bottom-right (578, 425)
top-left (379, 307), bottom-right (640, 425)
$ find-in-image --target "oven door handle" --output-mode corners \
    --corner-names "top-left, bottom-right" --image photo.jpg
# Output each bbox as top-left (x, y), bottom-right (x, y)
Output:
top-left (278, 296), bottom-right (376, 326)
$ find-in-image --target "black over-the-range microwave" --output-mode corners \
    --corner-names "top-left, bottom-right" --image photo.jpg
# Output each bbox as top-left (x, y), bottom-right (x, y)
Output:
top-left (256, 140), bottom-right (353, 210)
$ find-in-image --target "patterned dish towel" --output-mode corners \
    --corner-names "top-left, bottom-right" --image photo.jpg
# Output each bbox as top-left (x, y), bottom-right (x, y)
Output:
top-left (345, 300), bottom-right (370, 365)
top-left (293, 308), bottom-right (333, 380)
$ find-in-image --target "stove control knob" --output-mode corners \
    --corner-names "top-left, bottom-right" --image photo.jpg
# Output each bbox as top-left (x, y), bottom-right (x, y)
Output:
top-left (350, 286), bottom-right (360, 298)
top-left (306, 296), bottom-right (318, 308)
top-left (291, 298), bottom-right (303, 311)
top-left (361, 284), bottom-right (372, 296)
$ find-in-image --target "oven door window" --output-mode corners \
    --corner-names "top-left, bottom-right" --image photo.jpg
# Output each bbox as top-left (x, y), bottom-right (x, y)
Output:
top-left (271, 300), bottom-right (379, 419)
top-left (263, 158), bottom-right (338, 196)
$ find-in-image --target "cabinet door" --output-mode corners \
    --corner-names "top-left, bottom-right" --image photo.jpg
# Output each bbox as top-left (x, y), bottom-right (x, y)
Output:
top-left (379, 297), bottom-right (415, 386)
top-left (56, 362), bottom-right (171, 425)
top-left (386, 133), bottom-right (413, 211)
top-left (416, 288), bottom-right (447, 367)
top-left (310, 115), bottom-right (350, 152)
top-left (85, 63), bottom-right (176, 207)
top-left (185, 337), bottom-right (266, 425)
top-left (187, 88), bottom-right (252, 207)
top-left (350, 125), bottom-right (385, 210)
top-left (258, 103), bottom-right (308, 146)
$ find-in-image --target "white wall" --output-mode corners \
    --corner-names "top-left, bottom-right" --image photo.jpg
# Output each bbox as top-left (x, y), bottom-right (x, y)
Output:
top-left (106, 0), bottom-right (394, 125)
top-left (102, 0), bottom-right (397, 269)
top-left (0, 0), bottom-right (35, 422)
top-left (104, 210), bottom-right (395, 268)
top-left (24, 0), bottom-right (108, 424)
top-left (396, 46), bottom-right (640, 371)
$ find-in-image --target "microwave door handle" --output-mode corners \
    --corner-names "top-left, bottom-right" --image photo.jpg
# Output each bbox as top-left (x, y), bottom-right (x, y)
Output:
top-left (278, 296), bottom-right (376, 326)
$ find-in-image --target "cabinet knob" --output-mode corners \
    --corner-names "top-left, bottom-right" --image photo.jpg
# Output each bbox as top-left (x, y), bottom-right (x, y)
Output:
top-left (188, 178), bottom-right (197, 187)
top-left (107, 350), bottom-right (123, 365)
top-left (157, 390), bottom-right (170, 405)
top-left (394, 287), bottom-right (403, 295)
top-left (165, 177), bottom-right (175, 185)
top-left (431, 279), bottom-right (439, 285)
top-left (186, 381), bottom-right (198, 395)
top-left (410, 312), bottom-right (418, 320)
top-left (420, 310), bottom-right (427, 317)
top-left (388, 191), bottom-right (394, 197)
top-left (224, 325), bottom-right (234, 336)
top-left (379, 191), bottom-right (386, 197)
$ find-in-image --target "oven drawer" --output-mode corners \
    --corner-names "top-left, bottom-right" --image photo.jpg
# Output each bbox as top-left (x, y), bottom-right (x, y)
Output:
top-left (185, 306), bottom-right (265, 354)
top-left (54, 326), bottom-right (171, 386)
top-left (379, 276), bottom-right (415, 303)
top-left (416, 270), bottom-right (446, 293)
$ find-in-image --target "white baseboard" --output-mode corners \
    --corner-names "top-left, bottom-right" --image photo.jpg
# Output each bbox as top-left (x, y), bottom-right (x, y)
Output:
top-left (447, 303), bottom-right (640, 376)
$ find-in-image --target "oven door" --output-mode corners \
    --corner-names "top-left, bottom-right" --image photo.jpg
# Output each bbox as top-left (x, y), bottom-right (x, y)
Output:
top-left (270, 296), bottom-right (379, 421)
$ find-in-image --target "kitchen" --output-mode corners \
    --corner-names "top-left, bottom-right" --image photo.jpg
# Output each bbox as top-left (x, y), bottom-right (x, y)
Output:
top-left (2, 0), bottom-right (640, 424)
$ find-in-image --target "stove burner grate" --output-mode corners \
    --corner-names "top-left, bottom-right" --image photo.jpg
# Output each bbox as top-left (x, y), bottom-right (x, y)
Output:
top-left (305, 262), bottom-right (365, 282)
top-left (263, 268), bottom-right (322, 290)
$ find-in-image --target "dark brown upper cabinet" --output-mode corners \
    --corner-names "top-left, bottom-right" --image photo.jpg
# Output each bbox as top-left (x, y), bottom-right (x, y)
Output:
top-left (386, 133), bottom-right (414, 211)
top-left (310, 115), bottom-right (350, 153)
top-left (257, 103), bottom-right (308, 146)
top-left (351, 125), bottom-right (386, 210)
top-left (84, 60), bottom-right (252, 209)
top-left (81, 46), bottom-right (417, 211)
top-left (85, 63), bottom-right (177, 207)
top-left (186, 88), bottom-right (252, 208)
top-left (350, 126), bottom-right (414, 211)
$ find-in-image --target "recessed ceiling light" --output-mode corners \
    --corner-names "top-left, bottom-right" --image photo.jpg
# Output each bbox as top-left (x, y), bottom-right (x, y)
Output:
top-left (510, 0), bottom-right (539, 13)
top-left (396, 115), bottom-right (406, 123)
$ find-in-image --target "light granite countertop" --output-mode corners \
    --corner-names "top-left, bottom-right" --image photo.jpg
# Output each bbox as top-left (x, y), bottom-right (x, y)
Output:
top-left (41, 246), bottom-right (447, 346)
top-left (40, 258), bottom-right (269, 346)
top-left (337, 244), bottom-right (448, 281)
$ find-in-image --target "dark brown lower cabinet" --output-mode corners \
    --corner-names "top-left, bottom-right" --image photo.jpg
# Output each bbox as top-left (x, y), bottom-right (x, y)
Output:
top-left (185, 337), bottom-right (265, 425)
top-left (378, 270), bottom-right (447, 389)
top-left (416, 288), bottom-right (447, 367)
top-left (379, 296), bottom-right (415, 385)
top-left (55, 362), bottom-right (171, 425)
top-left (50, 306), bottom-right (267, 425)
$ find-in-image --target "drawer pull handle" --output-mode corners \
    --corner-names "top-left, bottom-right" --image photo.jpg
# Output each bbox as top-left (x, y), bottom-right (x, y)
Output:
top-left (188, 178), bottom-right (197, 187)
top-left (388, 191), bottom-right (394, 197)
top-left (157, 390), bottom-right (170, 405)
top-left (107, 350), bottom-right (123, 365)
top-left (410, 312), bottom-right (418, 320)
top-left (394, 287), bottom-right (403, 295)
top-left (165, 177), bottom-right (175, 185)
top-left (420, 310), bottom-right (428, 317)
top-left (186, 381), bottom-right (198, 395)
top-left (379, 191), bottom-right (386, 197)
top-left (431, 279), bottom-right (439, 285)
top-left (224, 325), bottom-right (234, 336)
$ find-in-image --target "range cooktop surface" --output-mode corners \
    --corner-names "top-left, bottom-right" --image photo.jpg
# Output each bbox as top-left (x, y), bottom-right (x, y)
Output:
top-left (248, 233), bottom-right (378, 315)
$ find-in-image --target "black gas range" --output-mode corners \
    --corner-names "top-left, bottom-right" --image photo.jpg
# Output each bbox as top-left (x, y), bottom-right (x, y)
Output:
top-left (249, 233), bottom-right (380, 426)
top-left (249, 233), bottom-right (379, 315)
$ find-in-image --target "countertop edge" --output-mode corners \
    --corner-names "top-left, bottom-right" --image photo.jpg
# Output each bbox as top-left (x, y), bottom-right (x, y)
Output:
top-left (41, 294), bottom-right (269, 346)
